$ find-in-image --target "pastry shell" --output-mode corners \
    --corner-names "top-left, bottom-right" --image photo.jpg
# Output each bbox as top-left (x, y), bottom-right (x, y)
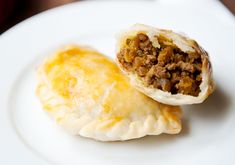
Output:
top-left (36, 45), bottom-right (182, 141)
top-left (116, 24), bottom-right (215, 105)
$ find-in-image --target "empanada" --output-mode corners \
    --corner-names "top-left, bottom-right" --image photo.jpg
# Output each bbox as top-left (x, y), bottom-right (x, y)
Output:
top-left (116, 24), bottom-right (215, 105)
top-left (36, 45), bottom-right (182, 141)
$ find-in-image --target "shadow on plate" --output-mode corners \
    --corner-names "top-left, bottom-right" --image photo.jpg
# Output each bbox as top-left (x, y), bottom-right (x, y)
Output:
top-left (183, 84), bottom-right (231, 121)
top-left (100, 84), bottom-right (231, 146)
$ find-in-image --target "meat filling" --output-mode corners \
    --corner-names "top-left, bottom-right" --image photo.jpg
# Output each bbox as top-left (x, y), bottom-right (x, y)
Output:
top-left (117, 33), bottom-right (202, 96)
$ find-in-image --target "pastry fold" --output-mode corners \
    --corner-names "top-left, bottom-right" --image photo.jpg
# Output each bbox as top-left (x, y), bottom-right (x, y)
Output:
top-left (116, 24), bottom-right (215, 105)
top-left (36, 45), bottom-right (182, 141)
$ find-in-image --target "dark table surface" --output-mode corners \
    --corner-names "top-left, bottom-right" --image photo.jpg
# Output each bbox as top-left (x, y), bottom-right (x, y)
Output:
top-left (221, 0), bottom-right (235, 15)
top-left (0, 0), bottom-right (234, 34)
top-left (0, 0), bottom-right (79, 34)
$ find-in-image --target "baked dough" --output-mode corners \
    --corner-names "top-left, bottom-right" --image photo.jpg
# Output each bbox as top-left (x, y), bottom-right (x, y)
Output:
top-left (36, 45), bottom-right (182, 141)
top-left (116, 24), bottom-right (215, 105)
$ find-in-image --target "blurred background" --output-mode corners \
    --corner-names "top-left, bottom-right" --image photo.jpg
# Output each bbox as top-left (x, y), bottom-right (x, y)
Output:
top-left (0, 0), bottom-right (234, 34)
top-left (0, 0), bottom-right (79, 33)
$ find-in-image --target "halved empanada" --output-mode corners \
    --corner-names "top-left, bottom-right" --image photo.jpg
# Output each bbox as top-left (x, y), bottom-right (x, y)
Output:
top-left (36, 45), bottom-right (182, 141)
top-left (116, 24), bottom-right (215, 105)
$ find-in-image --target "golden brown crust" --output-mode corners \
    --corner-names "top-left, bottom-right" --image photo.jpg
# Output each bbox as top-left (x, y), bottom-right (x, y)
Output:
top-left (36, 45), bottom-right (182, 141)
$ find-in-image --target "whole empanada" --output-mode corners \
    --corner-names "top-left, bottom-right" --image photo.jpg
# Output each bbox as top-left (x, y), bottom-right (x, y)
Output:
top-left (116, 24), bottom-right (215, 105)
top-left (36, 45), bottom-right (182, 141)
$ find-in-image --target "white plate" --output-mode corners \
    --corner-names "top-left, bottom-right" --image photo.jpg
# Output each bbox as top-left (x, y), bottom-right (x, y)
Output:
top-left (1, 1), bottom-right (235, 164)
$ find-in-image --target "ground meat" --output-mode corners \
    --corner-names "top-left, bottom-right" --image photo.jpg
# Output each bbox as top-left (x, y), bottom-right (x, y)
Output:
top-left (153, 65), bottom-right (171, 79)
top-left (117, 33), bottom-right (202, 96)
top-left (159, 78), bottom-right (171, 92)
top-left (177, 61), bottom-right (195, 73)
top-left (158, 47), bottom-right (173, 65)
top-left (146, 55), bottom-right (157, 65)
top-left (166, 63), bottom-right (177, 70)
top-left (133, 56), bottom-right (144, 69)
top-left (173, 53), bottom-right (185, 63)
top-left (171, 71), bottom-right (181, 84)
top-left (136, 66), bottom-right (149, 77)
top-left (176, 77), bottom-right (199, 95)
